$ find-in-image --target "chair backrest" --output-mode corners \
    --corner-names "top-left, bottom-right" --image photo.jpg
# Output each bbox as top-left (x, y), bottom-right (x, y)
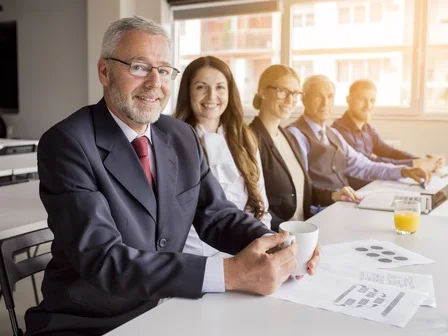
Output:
top-left (0, 228), bottom-right (54, 336)
top-left (0, 115), bottom-right (6, 138)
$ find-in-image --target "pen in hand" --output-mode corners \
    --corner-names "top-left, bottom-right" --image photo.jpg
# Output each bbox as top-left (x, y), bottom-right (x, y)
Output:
top-left (342, 196), bottom-right (361, 204)
top-left (419, 178), bottom-right (427, 190)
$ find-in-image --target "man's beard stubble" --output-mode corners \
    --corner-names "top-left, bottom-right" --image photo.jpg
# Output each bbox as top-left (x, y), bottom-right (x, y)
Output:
top-left (109, 74), bottom-right (162, 125)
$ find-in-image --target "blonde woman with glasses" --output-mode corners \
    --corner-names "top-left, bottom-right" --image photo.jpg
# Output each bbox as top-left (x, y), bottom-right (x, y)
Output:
top-left (249, 65), bottom-right (358, 231)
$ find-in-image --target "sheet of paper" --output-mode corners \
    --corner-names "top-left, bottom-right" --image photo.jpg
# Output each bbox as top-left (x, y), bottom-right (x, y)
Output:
top-left (319, 263), bottom-right (436, 307)
top-left (434, 166), bottom-right (448, 178)
top-left (270, 270), bottom-right (428, 328)
top-left (321, 239), bottom-right (435, 269)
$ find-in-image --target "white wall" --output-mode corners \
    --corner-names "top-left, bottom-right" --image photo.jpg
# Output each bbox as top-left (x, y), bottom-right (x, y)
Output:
top-left (369, 119), bottom-right (448, 158)
top-left (87, 0), bottom-right (121, 104)
top-left (0, 0), bottom-right (88, 139)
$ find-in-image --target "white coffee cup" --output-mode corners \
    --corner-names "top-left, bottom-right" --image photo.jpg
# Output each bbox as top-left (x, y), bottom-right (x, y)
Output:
top-left (279, 221), bottom-right (319, 276)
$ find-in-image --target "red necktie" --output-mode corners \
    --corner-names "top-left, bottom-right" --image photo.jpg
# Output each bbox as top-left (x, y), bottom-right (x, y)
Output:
top-left (131, 136), bottom-right (155, 188)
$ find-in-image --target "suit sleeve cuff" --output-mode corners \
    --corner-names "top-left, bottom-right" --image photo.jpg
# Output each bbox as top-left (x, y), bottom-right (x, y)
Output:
top-left (201, 256), bottom-right (225, 293)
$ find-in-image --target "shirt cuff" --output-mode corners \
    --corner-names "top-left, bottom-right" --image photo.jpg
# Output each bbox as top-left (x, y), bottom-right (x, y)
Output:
top-left (201, 233), bottom-right (274, 293)
top-left (393, 166), bottom-right (405, 180)
top-left (201, 256), bottom-right (225, 293)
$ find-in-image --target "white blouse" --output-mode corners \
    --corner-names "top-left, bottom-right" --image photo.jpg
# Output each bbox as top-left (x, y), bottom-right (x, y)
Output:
top-left (183, 124), bottom-right (272, 257)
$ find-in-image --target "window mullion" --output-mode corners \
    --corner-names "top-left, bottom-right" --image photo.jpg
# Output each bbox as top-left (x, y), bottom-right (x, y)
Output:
top-left (411, 0), bottom-right (427, 114)
top-left (280, 0), bottom-right (292, 66)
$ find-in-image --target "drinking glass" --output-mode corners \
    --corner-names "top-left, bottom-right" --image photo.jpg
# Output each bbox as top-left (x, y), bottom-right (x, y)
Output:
top-left (394, 200), bottom-right (421, 234)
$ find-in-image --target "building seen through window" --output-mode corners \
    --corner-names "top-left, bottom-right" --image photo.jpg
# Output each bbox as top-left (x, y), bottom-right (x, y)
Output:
top-left (175, 13), bottom-right (280, 106)
top-left (175, 0), bottom-right (448, 113)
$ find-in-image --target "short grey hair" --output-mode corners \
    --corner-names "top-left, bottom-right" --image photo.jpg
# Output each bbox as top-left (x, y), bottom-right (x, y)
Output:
top-left (101, 16), bottom-right (171, 58)
top-left (302, 75), bottom-right (335, 97)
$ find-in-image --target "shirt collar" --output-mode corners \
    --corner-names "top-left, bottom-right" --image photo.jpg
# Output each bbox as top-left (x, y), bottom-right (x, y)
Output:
top-left (341, 111), bottom-right (363, 133)
top-left (108, 108), bottom-right (152, 143)
top-left (195, 123), bottom-right (224, 138)
top-left (303, 114), bottom-right (326, 138)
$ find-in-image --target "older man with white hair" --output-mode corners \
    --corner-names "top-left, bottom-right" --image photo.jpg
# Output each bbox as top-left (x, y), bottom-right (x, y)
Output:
top-left (287, 75), bottom-right (430, 191)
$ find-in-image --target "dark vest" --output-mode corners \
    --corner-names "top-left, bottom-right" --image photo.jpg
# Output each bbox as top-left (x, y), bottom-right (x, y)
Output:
top-left (289, 116), bottom-right (348, 190)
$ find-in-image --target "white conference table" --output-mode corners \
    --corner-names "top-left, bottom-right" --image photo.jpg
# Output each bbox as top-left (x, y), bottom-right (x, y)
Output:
top-left (106, 201), bottom-right (448, 336)
top-left (0, 180), bottom-right (47, 240)
top-left (0, 138), bottom-right (38, 150)
top-left (0, 152), bottom-right (38, 177)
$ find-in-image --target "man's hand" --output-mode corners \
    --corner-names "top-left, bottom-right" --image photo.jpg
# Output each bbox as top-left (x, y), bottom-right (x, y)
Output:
top-left (401, 167), bottom-right (431, 184)
top-left (295, 245), bottom-right (321, 280)
top-left (223, 231), bottom-right (296, 295)
top-left (413, 155), bottom-right (445, 172)
top-left (426, 154), bottom-right (445, 172)
top-left (331, 186), bottom-right (361, 203)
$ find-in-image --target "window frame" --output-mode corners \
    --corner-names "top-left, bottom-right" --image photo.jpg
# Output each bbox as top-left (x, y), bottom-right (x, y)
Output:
top-left (170, 0), bottom-right (448, 119)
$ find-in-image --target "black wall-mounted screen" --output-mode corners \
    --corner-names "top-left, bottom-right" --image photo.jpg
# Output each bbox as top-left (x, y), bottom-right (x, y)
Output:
top-left (0, 21), bottom-right (19, 114)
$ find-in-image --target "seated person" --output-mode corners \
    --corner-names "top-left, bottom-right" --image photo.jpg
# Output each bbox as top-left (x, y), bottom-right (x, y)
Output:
top-left (24, 17), bottom-right (319, 336)
top-left (287, 75), bottom-right (430, 192)
top-left (332, 79), bottom-right (444, 172)
top-left (249, 65), bottom-right (359, 231)
top-left (174, 55), bottom-right (271, 255)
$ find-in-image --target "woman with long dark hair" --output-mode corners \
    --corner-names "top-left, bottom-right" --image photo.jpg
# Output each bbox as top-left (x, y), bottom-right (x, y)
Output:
top-left (175, 56), bottom-right (271, 256)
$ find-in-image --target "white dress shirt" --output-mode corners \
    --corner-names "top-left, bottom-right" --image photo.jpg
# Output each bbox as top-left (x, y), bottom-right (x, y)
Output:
top-left (183, 124), bottom-right (271, 257)
top-left (108, 110), bottom-right (156, 182)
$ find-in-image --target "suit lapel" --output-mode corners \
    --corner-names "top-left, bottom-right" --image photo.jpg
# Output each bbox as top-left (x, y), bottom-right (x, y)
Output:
top-left (282, 127), bottom-right (313, 205)
top-left (254, 117), bottom-right (291, 175)
top-left (93, 99), bottom-right (157, 221)
top-left (151, 124), bottom-right (177, 238)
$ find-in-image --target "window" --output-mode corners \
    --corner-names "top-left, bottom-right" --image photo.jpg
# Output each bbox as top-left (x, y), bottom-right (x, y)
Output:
top-left (293, 14), bottom-right (303, 28)
top-left (354, 5), bottom-right (367, 23)
top-left (292, 12), bottom-right (314, 28)
top-left (370, 1), bottom-right (383, 22)
top-left (305, 13), bottom-right (315, 26)
top-left (425, 0), bottom-right (448, 112)
top-left (338, 7), bottom-right (351, 24)
top-left (175, 0), bottom-right (448, 116)
top-left (175, 14), bottom-right (280, 105)
top-left (291, 0), bottom-right (414, 107)
top-left (337, 61), bottom-right (350, 82)
top-left (293, 61), bottom-right (314, 81)
top-left (368, 59), bottom-right (382, 81)
top-left (338, 1), bottom-right (384, 24)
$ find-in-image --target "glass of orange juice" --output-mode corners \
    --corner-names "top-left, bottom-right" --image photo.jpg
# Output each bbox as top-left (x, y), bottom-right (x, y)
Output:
top-left (394, 200), bottom-right (421, 234)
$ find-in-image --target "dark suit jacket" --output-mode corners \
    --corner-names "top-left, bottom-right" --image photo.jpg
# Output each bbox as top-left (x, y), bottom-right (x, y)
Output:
top-left (25, 99), bottom-right (270, 335)
top-left (249, 117), bottom-right (333, 231)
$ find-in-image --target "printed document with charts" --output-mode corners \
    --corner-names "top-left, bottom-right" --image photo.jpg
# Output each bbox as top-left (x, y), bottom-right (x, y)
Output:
top-left (270, 240), bottom-right (435, 327)
top-left (270, 271), bottom-right (427, 327)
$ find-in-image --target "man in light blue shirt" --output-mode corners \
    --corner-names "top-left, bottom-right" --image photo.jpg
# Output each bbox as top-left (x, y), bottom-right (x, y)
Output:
top-left (287, 75), bottom-right (430, 191)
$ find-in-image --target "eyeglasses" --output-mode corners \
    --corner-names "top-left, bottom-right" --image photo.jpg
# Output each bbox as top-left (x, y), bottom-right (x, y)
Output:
top-left (267, 86), bottom-right (301, 103)
top-left (106, 57), bottom-right (180, 81)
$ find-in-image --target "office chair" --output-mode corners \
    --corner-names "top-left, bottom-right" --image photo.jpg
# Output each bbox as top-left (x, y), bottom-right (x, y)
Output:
top-left (0, 228), bottom-right (54, 336)
top-left (0, 115), bottom-right (6, 138)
